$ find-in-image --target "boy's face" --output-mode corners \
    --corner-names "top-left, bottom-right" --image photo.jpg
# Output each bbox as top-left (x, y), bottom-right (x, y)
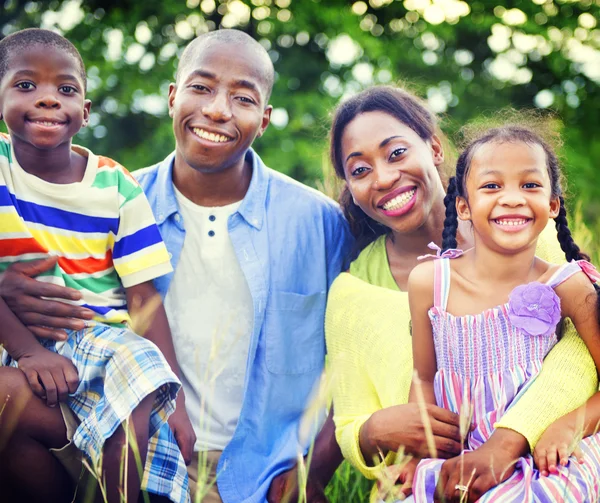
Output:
top-left (168, 41), bottom-right (272, 174)
top-left (0, 44), bottom-right (90, 152)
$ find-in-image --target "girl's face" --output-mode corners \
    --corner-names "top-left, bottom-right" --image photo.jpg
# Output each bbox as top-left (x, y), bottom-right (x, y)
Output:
top-left (341, 111), bottom-right (445, 235)
top-left (456, 140), bottom-right (560, 255)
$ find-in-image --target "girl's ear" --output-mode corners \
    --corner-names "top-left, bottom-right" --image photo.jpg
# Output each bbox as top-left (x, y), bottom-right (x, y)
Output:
top-left (456, 196), bottom-right (471, 221)
top-left (549, 196), bottom-right (560, 219)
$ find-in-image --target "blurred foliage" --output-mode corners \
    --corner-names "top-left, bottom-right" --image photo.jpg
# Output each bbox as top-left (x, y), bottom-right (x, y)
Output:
top-left (1, 0), bottom-right (599, 226)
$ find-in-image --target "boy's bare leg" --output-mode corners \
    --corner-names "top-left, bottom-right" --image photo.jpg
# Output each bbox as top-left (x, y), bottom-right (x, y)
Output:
top-left (0, 367), bottom-right (74, 503)
top-left (102, 391), bottom-right (157, 503)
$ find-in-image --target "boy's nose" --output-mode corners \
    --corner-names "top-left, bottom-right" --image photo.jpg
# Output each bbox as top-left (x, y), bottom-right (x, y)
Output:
top-left (201, 93), bottom-right (232, 122)
top-left (35, 94), bottom-right (61, 109)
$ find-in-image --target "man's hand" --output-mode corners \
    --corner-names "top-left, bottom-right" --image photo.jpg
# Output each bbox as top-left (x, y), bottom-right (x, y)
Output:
top-left (168, 393), bottom-right (196, 465)
top-left (434, 429), bottom-right (528, 503)
top-left (267, 465), bottom-right (328, 503)
top-left (0, 257), bottom-right (95, 340)
top-left (17, 346), bottom-right (79, 407)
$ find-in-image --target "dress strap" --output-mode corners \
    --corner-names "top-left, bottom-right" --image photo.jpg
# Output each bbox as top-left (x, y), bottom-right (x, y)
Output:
top-left (545, 260), bottom-right (598, 289)
top-left (433, 258), bottom-right (452, 310)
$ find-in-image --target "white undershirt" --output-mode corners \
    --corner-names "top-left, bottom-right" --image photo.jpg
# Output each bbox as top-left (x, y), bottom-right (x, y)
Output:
top-left (164, 187), bottom-right (253, 452)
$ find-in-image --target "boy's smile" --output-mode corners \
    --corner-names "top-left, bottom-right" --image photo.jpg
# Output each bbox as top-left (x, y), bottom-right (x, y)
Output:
top-left (0, 44), bottom-right (90, 157)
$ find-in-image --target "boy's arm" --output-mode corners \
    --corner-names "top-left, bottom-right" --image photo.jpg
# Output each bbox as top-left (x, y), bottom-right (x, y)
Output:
top-left (0, 297), bottom-right (79, 405)
top-left (126, 281), bottom-right (195, 464)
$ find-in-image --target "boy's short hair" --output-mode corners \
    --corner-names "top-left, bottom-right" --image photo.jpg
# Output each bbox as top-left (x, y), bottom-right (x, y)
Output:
top-left (0, 28), bottom-right (87, 89)
top-left (176, 29), bottom-right (274, 103)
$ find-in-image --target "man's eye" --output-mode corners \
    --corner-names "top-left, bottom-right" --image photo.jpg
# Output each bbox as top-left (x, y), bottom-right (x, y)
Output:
top-left (191, 84), bottom-right (209, 91)
top-left (237, 96), bottom-right (255, 104)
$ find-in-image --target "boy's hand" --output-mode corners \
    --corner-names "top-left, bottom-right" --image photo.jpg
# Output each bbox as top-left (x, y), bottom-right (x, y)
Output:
top-left (533, 413), bottom-right (585, 476)
top-left (17, 347), bottom-right (79, 407)
top-left (377, 457), bottom-right (419, 501)
top-left (267, 465), bottom-right (328, 503)
top-left (168, 393), bottom-right (196, 465)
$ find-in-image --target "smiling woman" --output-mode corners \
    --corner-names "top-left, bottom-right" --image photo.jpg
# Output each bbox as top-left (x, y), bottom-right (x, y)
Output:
top-left (325, 86), bottom-right (599, 502)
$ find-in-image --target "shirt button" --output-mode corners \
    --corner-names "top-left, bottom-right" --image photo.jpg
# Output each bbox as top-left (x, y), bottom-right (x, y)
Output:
top-left (174, 214), bottom-right (181, 222)
top-left (209, 215), bottom-right (216, 222)
top-left (252, 218), bottom-right (259, 226)
top-left (208, 230), bottom-right (215, 237)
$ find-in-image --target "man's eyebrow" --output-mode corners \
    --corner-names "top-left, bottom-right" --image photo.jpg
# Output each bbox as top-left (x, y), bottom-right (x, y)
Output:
top-left (186, 69), bottom-right (217, 81)
top-left (233, 78), bottom-right (261, 95)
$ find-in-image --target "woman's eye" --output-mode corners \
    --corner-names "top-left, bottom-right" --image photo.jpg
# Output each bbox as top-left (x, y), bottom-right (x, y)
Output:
top-left (351, 166), bottom-right (369, 177)
top-left (390, 147), bottom-right (407, 160)
top-left (16, 82), bottom-right (34, 90)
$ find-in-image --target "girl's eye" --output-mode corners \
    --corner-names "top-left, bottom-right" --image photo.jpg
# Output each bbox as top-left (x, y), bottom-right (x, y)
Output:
top-left (523, 182), bottom-right (541, 189)
top-left (390, 147), bottom-right (407, 160)
top-left (16, 82), bottom-right (34, 90)
top-left (481, 183), bottom-right (500, 189)
top-left (351, 166), bottom-right (369, 177)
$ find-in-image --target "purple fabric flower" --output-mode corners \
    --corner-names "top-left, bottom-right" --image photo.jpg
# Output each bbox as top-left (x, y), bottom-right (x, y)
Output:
top-left (508, 282), bottom-right (561, 337)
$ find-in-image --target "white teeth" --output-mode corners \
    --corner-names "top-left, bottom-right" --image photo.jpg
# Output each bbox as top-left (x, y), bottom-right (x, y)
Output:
top-left (382, 189), bottom-right (416, 211)
top-left (495, 219), bottom-right (528, 226)
top-left (35, 121), bottom-right (60, 126)
top-left (192, 128), bottom-right (230, 143)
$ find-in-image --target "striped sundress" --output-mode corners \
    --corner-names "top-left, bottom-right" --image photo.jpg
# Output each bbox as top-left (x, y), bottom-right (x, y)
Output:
top-left (412, 258), bottom-right (600, 502)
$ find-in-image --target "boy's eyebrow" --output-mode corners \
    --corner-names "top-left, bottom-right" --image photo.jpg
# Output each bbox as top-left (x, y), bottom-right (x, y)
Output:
top-left (10, 69), bottom-right (80, 83)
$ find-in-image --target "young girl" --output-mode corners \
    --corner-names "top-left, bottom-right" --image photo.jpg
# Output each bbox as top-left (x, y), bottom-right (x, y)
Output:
top-left (0, 29), bottom-right (191, 502)
top-left (407, 125), bottom-right (600, 501)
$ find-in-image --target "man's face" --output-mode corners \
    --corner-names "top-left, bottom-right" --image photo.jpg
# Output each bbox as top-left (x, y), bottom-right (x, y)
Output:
top-left (169, 41), bottom-right (272, 175)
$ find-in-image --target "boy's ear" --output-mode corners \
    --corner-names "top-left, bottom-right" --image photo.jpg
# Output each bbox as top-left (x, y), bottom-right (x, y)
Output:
top-left (456, 196), bottom-right (471, 221)
top-left (430, 134), bottom-right (445, 166)
top-left (549, 196), bottom-right (561, 219)
top-left (256, 105), bottom-right (272, 139)
top-left (82, 99), bottom-right (92, 127)
top-left (168, 83), bottom-right (177, 118)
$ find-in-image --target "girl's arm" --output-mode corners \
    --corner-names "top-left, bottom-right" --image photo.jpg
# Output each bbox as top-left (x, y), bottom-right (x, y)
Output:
top-left (408, 261), bottom-right (437, 405)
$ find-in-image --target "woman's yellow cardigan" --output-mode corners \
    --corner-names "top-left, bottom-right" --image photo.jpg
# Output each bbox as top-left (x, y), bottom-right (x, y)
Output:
top-left (326, 223), bottom-right (598, 493)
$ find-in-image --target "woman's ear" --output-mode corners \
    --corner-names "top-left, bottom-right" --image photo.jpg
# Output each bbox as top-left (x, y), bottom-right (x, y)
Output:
top-left (430, 134), bottom-right (445, 167)
top-left (456, 196), bottom-right (471, 221)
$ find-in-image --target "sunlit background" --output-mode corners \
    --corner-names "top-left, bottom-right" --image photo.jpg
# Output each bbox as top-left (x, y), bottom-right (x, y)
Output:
top-left (1, 0), bottom-right (599, 226)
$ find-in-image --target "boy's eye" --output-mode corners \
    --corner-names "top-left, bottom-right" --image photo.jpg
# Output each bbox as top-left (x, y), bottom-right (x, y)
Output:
top-left (390, 147), bottom-right (407, 160)
top-left (16, 82), bottom-right (34, 90)
top-left (59, 85), bottom-right (77, 94)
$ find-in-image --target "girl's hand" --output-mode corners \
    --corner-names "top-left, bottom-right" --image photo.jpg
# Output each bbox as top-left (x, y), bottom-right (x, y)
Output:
top-left (533, 412), bottom-right (585, 476)
top-left (17, 347), bottom-right (79, 407)
top-left (435, 429), bottom-right (528, 503)
top-left (377, 457), bottom-right (420, 501)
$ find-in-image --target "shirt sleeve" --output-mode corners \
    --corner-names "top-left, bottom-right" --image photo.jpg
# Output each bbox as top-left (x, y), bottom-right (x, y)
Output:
top-left (112, 169), bottom-right (173, 288)
top-left (494, 222), bottom-right (598, 449)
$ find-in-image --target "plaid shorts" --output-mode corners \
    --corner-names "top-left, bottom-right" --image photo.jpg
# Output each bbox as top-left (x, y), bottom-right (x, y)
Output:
top-left (10, 323), bottom-right (190, 503)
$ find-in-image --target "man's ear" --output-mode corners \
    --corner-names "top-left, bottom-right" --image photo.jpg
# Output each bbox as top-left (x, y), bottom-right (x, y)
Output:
top-left (549, 196), bottom-right (561, 219)
top-left (456, 196), bottom-right (471, 221)
top-left (430, 134), bottom-right (445, 167)
top-left (168, 83), bottom-right (177, 118)
top-left (82, 99), bottom-right (92, 127)
top-left (256, 105), bottom-right (272, 139)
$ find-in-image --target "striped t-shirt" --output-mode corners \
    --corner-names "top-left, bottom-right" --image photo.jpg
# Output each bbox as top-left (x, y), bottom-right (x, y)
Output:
top-left (0, 134), bottom-right (172, 326)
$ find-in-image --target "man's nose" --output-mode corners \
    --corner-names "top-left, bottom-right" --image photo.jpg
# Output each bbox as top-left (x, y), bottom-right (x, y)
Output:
top-left (202, 92), bottom-right (232, 122)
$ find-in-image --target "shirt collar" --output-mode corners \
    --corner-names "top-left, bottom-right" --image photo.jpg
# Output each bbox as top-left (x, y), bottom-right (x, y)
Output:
top-left (153, 148), bottom-right (268, 230)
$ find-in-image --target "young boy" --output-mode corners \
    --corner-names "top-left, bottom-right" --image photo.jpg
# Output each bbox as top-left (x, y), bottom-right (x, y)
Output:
top-left (0, 29), bottom-right (191, 503)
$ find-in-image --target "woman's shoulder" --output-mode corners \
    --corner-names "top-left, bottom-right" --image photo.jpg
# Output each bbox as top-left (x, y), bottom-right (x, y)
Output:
top-left (536, 221), bottom-right (565, 264)
top-left (349, 235), bottom-right (398, 290)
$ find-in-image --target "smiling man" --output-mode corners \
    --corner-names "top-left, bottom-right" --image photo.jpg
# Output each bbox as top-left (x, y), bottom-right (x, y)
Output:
top-left (133, 30), bottom-right (352, 502)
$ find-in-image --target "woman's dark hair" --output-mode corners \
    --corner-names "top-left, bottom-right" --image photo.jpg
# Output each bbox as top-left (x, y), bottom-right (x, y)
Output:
top-left (442, 124), bottom-right (600, 321)
top-left (330, 85), bottom-right (444, 257)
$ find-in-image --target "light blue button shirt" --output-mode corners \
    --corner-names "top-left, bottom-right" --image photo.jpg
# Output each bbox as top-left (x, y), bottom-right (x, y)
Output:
top-left (135, 149), bottom-right (353, 503)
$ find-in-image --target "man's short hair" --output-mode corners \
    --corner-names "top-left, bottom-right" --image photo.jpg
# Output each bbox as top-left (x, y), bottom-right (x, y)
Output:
top-left (0, 28), bottom-right (87, 89)
top-left (176, 29), bottom-right (274, 103)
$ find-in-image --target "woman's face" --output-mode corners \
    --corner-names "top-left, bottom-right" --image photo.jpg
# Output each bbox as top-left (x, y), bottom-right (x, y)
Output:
top-left (341, 111), bottom-right (445, 235)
